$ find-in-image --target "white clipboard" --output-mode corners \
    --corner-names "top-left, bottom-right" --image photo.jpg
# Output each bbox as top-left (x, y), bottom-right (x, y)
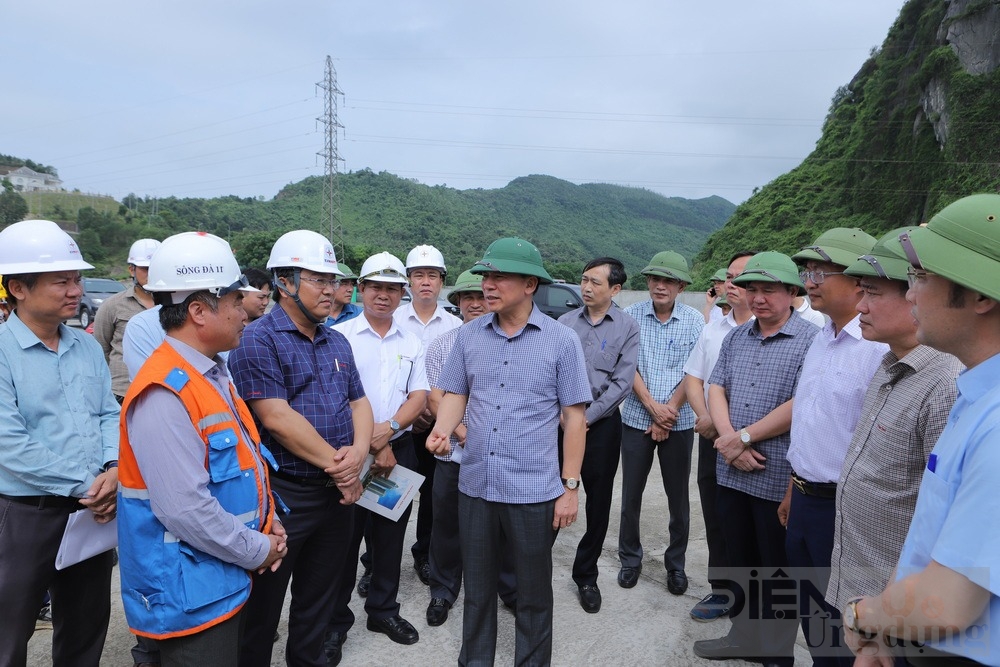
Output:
top-left (55, 509), bottom-right (118, 570)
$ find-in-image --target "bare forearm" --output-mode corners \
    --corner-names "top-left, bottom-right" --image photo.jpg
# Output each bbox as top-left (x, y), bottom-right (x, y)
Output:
top-left (560, 405), bottom-right (586, 478)
top-left (435, 392), bottom-right (468, 438)
top-left (686, 375), bottom-right (708, 418)
top-left (708, 384), bottom-right (734, 434)
top-left (391, 391), bottom-right (429, 431)
top-left (745, 399), bottom-right (793, 442)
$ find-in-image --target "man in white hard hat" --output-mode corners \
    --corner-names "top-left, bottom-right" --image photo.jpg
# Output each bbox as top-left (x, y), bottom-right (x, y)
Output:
top-left (229, 230), bottom-right (374, 667)
top-left (117, 231), bottom-right (286, 665)
top-left (328, 251), bottom-right (429, 653)
top-left (395, 245), bottom-right (461, 586)
top-left (0, 219), bottom-right (120, 666)
top-left (93, 238), bottom-right (161, 404)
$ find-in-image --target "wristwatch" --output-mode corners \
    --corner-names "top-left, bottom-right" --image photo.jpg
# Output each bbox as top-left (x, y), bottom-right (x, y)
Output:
top-left (844, 597), bottom-right (877, 639)
top-left (388, 419), bottom-right (401, 435)
top-left (562, 477), bottom-right (580, 490)
top-left (739, 428), bottom-right (752, 447)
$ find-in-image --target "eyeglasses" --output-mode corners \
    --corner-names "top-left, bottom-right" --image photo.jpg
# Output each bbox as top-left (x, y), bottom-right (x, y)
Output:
top-left (906, 267), bottom-right (929, 288)
top-left (799, 270), bottom-right (844, 285)
top-left (300, 275), bottom-right (340, 290)
top-left (211, 274), bottom-right (250, 298)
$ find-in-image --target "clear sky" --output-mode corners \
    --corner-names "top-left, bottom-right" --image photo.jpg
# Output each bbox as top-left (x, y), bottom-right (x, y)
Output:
top-left (2, 1), bottom-right (905, 205)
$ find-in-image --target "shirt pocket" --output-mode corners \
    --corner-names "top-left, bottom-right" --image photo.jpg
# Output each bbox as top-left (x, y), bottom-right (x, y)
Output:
top-left (904, 467), bottom-right (956, 567)
top-left (207, 428), bottom-right (242, 482)
top-left (397, 357), bottom-right (415, 394)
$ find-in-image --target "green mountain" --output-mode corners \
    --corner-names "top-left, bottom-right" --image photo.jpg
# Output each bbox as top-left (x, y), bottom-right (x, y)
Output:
top-left (16, 170), bottom-right (733, 283)
top-left (693, 0), bottom-right (1000, 280)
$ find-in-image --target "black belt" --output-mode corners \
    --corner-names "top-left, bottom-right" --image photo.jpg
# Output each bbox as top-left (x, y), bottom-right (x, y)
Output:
top-left (0, 492), bottom-right (83, 510)
top-left (790, 472), bottom-right (837, 499)
top-left (269, 469), bottom-right (337, 488)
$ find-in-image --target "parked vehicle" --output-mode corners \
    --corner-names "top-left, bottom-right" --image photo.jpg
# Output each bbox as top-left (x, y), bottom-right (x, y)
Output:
top-left (533, 282), bottom-right (583, 319)
top-left (78, 278), bottom-right (125, 328)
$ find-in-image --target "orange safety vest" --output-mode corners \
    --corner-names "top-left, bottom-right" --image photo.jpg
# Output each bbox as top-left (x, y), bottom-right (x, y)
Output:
top-left (117, 340), bottom-right (277, 639)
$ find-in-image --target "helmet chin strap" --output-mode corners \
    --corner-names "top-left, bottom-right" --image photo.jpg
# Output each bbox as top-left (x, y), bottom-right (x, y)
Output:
top-left (274, 268), bottom-right (325, 325)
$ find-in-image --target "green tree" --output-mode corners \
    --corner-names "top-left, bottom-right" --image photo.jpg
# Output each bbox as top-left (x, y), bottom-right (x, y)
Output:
top-left (0, 185), bottom-right (29, 227)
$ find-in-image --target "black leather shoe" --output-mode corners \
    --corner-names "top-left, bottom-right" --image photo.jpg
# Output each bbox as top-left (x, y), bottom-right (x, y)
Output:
top-left (617, 564), bottom-right (641, 588)
top-left (693, 635), bottom-right (756, 661)
top-left (413, 557), bottom-right (431, 586)
top-left (666, 569), bottom-right (688, 595)
top-left (426, 597), bottom-right (452, 626)
top-left (324, 631), bottom-right (347, 667)
top-left (578, 584), bottom-right (601, 613)
top-left (357, 569), bottom-right (372, 598)
top-left (366, 614), bottom-right (419, 645)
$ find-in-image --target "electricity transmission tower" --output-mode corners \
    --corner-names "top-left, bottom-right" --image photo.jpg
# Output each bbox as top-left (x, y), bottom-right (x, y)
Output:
top-left (317, 56), bottom-right (345, 257)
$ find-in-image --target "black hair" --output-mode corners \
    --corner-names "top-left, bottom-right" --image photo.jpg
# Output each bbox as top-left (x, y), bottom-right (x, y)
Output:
top-left (1, 273), bottom-right (40, 305)
top-left (243, 267), bottom-right (272, 292)
top-left (727, 250), bottom-right (759, 267)
top-left (157, 292), bottom-right (220, 332)
top-left (583, 257), bottom-right (627, 287)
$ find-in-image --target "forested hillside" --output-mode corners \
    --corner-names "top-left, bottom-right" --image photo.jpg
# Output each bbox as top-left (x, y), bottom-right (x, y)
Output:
top-left (693, 0), bottom-right (1000, 279)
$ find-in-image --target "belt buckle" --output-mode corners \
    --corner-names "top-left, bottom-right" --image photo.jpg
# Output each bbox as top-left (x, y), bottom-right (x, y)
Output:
top-left (325, 478), bottom-right (337, 488)
top-left (791, 475), bottom-right (807, 495)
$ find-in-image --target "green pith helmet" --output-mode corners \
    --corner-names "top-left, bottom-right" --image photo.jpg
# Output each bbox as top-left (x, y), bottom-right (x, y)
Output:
top-left (792, 227), bottom-right (879, 267)
top-left (640, 250), bottom-right (692, 284)
top-left (844, 227), bottom-right (917, 282)
top-left (470, 237), bottom-right (553, 284)
top-left (447, 269), bottom-right (484, 305)
top-left (715, 294), bottom-right (730, 307)
top-left (903, 194), bottom-right (1000, 301)
top-left (711, 268), bottom-right (728, 282)
top-left (336, 263), bottom-right (358, 281)
top-left (731, 251), bottom-right (806, 295)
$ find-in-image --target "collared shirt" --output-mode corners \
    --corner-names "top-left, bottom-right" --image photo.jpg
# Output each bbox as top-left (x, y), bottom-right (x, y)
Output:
top-left (437, 305), bottom-right (591, 504)
top-left (787, 315), bottom-right (888, 483)
top-left (708, 310), bottom-right (818, 502)
top-left (894, 352), bottom-right (1000, 664)
top-left (228, 304), bottom-right (365, 477)
top-left (333, 314), bottom-right (429, 436)
top-left (0, 312), bottom-right (120, 497)
top-left (92, 284), bottom-right (151, 397)
top-left (557, 305), bottom-right (640, 424)
top-left (826, 345), bottom-right (961, 610)
top-left (796, 299), bottom-right (827, 328)
top-left (126, 337), bottom-right (271, 570)
top-left (620, 300), bottom-right (703, 431)
top-left (326, 302), bottom-right (362, 327)
top-left (393, 302), bottom-right (462, 348)
top-left (123, 306), bottom-right (229, 380)
top-left (426, 326), bottom-right (464, 463)
top-left (684, 309), bottom-right (749, 404)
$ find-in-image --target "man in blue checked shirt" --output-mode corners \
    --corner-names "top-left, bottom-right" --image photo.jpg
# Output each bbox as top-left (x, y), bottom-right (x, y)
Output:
top-left (427, 237), bottom-right (591, 667)
top-left (618, 250), bottom-right (704, 596)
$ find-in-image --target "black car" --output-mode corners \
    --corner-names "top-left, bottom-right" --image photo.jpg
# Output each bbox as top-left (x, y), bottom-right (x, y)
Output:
top-left (78, 278), bottom-right (125, 328)
top-left (533, 282), bottom-right (583, 319)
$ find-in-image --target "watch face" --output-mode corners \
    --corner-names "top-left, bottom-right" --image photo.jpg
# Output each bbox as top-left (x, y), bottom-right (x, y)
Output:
top-left (564, 478), bottom-right (579, 490)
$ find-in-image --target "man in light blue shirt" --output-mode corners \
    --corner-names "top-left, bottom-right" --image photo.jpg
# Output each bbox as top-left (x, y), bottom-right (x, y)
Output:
top-left (0, 219), bottom-right (120, 667)
top-left (619, 250), bottom-right (704, 595)
top-left (845, 194), bottom-right (1000, 666)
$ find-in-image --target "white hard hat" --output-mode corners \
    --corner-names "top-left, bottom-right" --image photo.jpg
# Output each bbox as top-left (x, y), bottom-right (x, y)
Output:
top-left (267, 230), bottom-right (344, 276)
top-left (405, 245), bottom-right (447, 275)
top-left (127, 238), bottom-right (162, 267)
top-left (359, 252), bottom-right (408, 284)
top-left (0, 219), bottom-right (94, 275)
top-left (145, 232), bottom-right (251, 304)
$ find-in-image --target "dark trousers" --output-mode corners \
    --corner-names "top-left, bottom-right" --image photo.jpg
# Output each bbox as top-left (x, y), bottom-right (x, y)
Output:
top-left (696, 435), bottom-right (728, 588)
top-left (238, 478), bottom-right (355, 667)
top-left (410, 426), bottom-right (436, 562)
top-left (458, 493), bottom-right (555, 667)
top-left (786, 487), bottom-right (855, 667)
top-left (158, 610), bottom-right (243, 667)
top-left (0, 497), bottom-right (114, 667)
top-left (429, 459), bottom-right (517, 605)
top-left (330, 436), bottom-right (417, 632)
top-left (572, 412), bottom-right (622, 586)
top-left (717, 485), bottom-right (796, 667)
top-left (618, 425), bottom-right (694, 572)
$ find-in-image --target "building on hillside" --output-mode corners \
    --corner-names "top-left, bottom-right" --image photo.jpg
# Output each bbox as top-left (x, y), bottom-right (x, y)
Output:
top-left (0, 165), bottom-right (63, 192)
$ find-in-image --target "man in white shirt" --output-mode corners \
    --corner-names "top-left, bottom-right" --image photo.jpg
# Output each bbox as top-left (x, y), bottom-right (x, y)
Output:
top-left (394, 244), bottom-right (460, 585)
top-left (330, 251), bottom-right (430, 648)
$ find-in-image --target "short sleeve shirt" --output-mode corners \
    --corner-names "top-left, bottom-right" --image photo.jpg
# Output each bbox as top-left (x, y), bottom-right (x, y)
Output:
top-left (436, 306), bottom-right (591, 504)
top-left (228, 304), bottom-right (365, 477)
top-left (708, 311), bottom-right (818, 502)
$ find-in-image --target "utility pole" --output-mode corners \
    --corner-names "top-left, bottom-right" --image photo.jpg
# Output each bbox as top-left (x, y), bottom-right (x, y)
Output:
top-left (317, 55), bottom-right (345, 257)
